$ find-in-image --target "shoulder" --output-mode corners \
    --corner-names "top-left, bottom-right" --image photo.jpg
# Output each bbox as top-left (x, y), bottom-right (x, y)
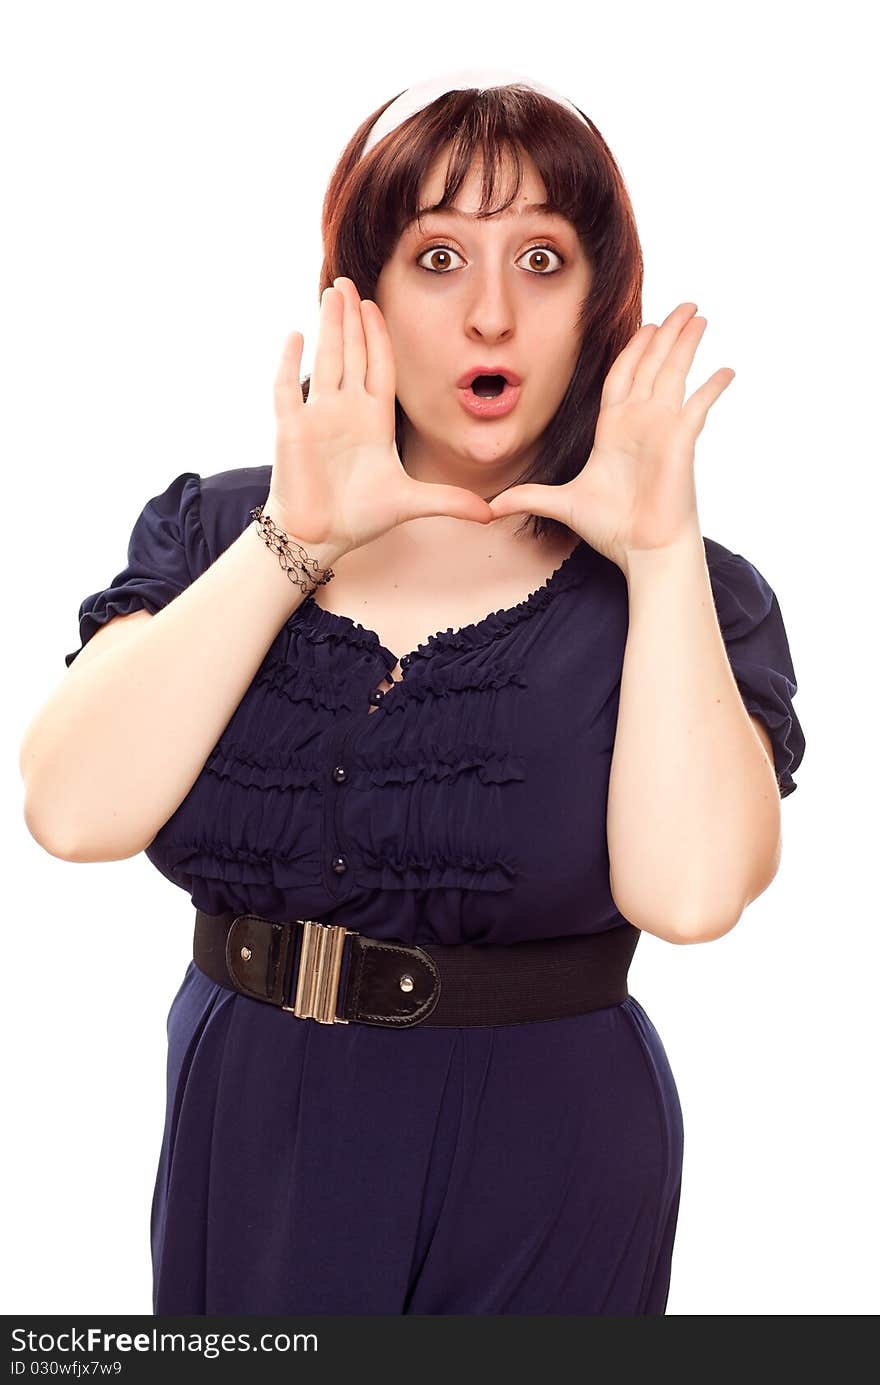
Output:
top-left (701, 534), bottom-right (763, 578)
top-left (701, 535), bottom-right (780, 630)
top-left (700, 534), bottom-right (803, 798)
top-left (198, 464), bottom-right (272, 559)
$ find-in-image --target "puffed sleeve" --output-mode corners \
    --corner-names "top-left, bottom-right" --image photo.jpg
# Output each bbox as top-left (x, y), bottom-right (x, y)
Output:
top-left (705, 540), bottom-right (805, 799)
top-left (65, 472), bottom-right (205, 667)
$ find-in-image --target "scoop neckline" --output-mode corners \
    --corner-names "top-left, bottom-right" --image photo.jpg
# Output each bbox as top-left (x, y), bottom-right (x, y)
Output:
top-left (292, 535), bottom-right (591, 671)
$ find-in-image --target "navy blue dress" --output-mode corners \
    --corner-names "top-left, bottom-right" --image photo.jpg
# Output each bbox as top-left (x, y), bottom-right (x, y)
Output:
top-left (65, 467), bottom-right (805, 1315)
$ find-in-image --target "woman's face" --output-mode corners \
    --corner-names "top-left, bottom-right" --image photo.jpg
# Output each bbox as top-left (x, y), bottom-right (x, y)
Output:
top-left (374, 145), bottom-right (593, 491)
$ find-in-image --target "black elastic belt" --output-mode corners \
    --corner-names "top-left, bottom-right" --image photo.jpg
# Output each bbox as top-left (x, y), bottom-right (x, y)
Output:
top-left (193, 909), bottom-right (640, 1028)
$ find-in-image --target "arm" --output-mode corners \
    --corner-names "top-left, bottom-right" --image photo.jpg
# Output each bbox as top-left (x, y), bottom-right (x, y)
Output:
top-left (606, 530), bottom-right (782, 944)
top-left (20, 520), bottom-right (343, 862)
top-left (485, 302), bottom-right (792, 945)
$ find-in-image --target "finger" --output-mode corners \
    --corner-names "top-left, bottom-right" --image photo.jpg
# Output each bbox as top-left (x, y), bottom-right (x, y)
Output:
top-left (652, 316), bottom-right (708, 409)
top-left (274, 331), bottom-right (305, 425)
top-left (309, 286), bottom-right (344, 396)
top-left (630, 302), bottom-right (699, 399)
top-left (360, 299), bottom-right (397, 401)
top-left (600, 324), bottom-right (658, 407)
top-left (396, 479), bottom-right (494, 527)
top-left (680, 368), bottom-right (736, 437)
top-left (485, 483), bottom-right (571, 526)
top-left (334, 277), bottom-right (368, 390)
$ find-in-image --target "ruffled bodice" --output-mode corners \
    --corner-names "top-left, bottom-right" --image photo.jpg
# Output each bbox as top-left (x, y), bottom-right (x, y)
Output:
top-left (66, 465), bottom-right (805, 945)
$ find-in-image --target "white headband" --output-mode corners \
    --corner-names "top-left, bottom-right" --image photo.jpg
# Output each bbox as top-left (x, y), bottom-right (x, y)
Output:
top-left (360, 66), bottom-right (590, 160)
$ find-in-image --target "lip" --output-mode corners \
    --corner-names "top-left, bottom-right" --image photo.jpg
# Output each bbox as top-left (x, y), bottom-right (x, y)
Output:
top-left (455, 365), bottom-right (523, 388)
top-left (456, 381), bottom-right (522, 419)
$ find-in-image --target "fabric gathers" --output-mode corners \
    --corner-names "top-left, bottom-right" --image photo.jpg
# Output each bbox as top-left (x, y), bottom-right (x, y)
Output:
top-left (66, 464), bottom-right (805, 1314)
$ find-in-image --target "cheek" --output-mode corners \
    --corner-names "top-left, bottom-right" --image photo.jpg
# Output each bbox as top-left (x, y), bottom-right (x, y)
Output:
top-left (389, 321), bottom-right (444, 395)
top-left (530, 335), bottom-right (574, 383)
top-left (391, 337), bottom-right (428, 394)
top-left (541, 333), bottom-right (582, 390)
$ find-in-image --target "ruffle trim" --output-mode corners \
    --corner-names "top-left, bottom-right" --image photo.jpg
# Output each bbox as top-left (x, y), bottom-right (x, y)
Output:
top-left (253, 651), bottom-right (528, 714)
top-left (289, 538), bottom-right (592, 665)
top-left (734, 678), bottom-right (799, 799)
top-left (253, 656), bottom-right (357, 713)
top-left (205, 740), bottom-right (324, 790)
top-left (385, 664), bottom-right (528, 706)
top-left (203, 739), bottom-right (526, 790)
top-left (283, 615), bottom-right (393, 658)
top-left (360, 847), bottom-right (517, 874)
top-left (65, 589), bottom-right (178, 667)
top-left (357, 846), bottom-right (517, 892)
top-left (355, 743), bottom-right (526, 786)
top-left (151, 840), bottom-right (323, 888)
top-left (149, 839), bottom-right (516, 891)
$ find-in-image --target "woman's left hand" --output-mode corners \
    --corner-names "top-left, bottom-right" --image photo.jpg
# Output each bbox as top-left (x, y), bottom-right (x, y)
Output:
top-left (487, 302), bottom-right (736, 574)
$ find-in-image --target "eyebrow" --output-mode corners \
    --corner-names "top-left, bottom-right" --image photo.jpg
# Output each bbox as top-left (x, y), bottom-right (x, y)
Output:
top-left (411, 202), bottom-right (561, 222)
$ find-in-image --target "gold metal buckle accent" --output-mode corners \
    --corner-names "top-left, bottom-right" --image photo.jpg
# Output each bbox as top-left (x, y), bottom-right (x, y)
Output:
top-left (282, 920), bottom-right (354, 1024)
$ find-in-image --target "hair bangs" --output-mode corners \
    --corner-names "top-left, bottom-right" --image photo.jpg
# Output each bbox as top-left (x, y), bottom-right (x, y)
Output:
top-left (312, 83), bottom-right (644, 543)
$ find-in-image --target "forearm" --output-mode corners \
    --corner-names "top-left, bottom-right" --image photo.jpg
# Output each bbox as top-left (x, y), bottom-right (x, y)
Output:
top-left (21, 520), bottom-right (343, 862)
top-left (606, 528), bottom-right (781, 943)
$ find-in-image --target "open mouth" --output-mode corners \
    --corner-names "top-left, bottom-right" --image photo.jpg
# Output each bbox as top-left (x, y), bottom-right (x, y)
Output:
top-left (457, 374), bottom-right (522, 418)
top-left (469, 374), bottom-right (508, 397)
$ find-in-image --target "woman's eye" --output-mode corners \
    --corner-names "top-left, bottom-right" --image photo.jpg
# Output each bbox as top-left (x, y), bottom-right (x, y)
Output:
top-left (519, 245), bottom-right (565, 274)
top-left (416, 245), bottom-right (463, 273)
top-left (416, 243), bottom-right (565, 274)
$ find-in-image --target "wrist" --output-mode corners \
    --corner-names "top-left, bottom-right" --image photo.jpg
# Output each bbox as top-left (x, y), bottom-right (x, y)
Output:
top-left (621, 526), bottom-right (706, 585)
top-left (259, 498), bottom-right (348, 569)
top-left (250, 506), bottom-right (344, 594)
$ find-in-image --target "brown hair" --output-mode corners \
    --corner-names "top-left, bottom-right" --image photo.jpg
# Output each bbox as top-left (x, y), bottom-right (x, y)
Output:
top-left (302, 83), bottom-right (644, 544)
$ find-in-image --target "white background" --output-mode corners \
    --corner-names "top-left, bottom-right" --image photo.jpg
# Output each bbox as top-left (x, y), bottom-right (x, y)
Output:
top-left (3, 0), bottom-right (876, 1315)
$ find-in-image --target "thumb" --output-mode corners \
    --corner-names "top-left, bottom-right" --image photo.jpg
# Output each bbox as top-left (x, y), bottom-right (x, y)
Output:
top-left (397, 478), bottom-right (494, 527)
top-left (487, 483), bottom-right (567, 524)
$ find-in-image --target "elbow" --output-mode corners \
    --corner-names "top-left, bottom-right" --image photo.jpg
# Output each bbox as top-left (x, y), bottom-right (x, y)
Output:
top-left (670, 908), bottom-right (745, 944)
top-left (611, 888), bottom-right (746, 945)
top-left (23, 796), bottom-right (83, 862)
top-left (22, 795), bottom-right (144, 863)
top-left (623, 909), bottom-right (744, 946)
top-left (610, 844), bottom-right (782, 945)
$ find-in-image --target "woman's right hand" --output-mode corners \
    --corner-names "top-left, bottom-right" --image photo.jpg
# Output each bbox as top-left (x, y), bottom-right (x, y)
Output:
top-left (266, 276), bottom-right (494, 560)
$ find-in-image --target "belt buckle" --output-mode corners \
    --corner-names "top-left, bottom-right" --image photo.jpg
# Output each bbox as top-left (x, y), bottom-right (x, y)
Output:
top-left (282, 919), bottom-right (356, 1025)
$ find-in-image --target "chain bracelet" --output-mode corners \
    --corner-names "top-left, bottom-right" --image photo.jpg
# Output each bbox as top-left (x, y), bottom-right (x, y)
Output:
top-left (249, 505), bottom-right (336, 595)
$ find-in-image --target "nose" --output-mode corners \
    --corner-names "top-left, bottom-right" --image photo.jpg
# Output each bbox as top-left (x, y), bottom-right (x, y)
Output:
top-left (463, 267), bottom-right (516, 343)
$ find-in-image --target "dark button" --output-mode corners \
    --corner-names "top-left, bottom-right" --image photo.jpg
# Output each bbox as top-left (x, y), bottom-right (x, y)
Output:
top-left (368, 688), bottom-right (385, 706)
top-left (331, 854), bottom-right (348, 875)
top-left (332, 765), bottom-right (347, 784)
top-left (400, 654), bottom-right (412, 668)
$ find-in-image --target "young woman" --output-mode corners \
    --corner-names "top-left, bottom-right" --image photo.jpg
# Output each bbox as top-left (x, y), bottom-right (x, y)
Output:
top-left (23, 69), bottom-right (805, 1314)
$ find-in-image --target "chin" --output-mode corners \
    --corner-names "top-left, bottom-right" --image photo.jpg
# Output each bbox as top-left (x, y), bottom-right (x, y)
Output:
top-left (403, 404), bottom-right (536, 470)
top-left (456, 426), bottom-right (532, 464)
